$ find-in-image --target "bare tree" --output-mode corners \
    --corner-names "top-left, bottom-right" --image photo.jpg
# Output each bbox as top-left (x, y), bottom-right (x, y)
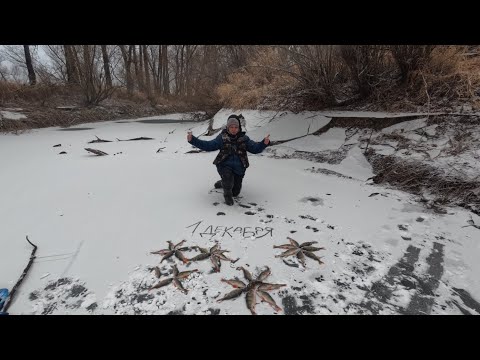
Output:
top-left (146, 45), bottom-right (159, 92)
top-left (146, 45), bottom-right (170, 97)
top-left (132, 45), bottom-right (144, 92)
top-left (173, 45), bottom-right (183, 95)
top-left (0, 66), bottom-right (8, 81)
top-left (2, 45), bottom-right (39, 84)
top-left (162, 45), bottom-right (170, 95)
top-left (101, 45), bottom-right (113, 88)
top-left (119, 45), bottom-right (134, 95)
top-left (172, 45), bottom-right (200, 97)
top-left (106, 46), bottom-right (123, 87)
top-left (139, 45), bottom-right (145, 91)
top-left (166, 45), bottom-right (259, 102)
top-left (185, 45), bottom-right (198, 97)
top-left (74, 45), bottom-right (115, 105)
top-left (64, 45), bottom-right (79, 85)
top-left (81, 45), bottom-right (95, 102)
top-left (190, 45), bottom-right (224, 99)
top-left (225, 45), bottom-right (252, 68)
top-left (142, 45), bottom-right (153, 100)
top-left (23, 45), bottom-right (36, 85)
top-left (278, 45), bottom-right (343, 105)
top-left (390, 45), bottom-right (435, 83)
top-left (340, 45), bottom-right (390, 98)
top-left (41, 45), bottom-right (67, 82)
top-left (0, 52), bottom-right (9, 81)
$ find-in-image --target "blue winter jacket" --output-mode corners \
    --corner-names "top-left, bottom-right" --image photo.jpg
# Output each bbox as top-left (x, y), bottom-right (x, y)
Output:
top-left (188, 130), bottom-right (267, 176)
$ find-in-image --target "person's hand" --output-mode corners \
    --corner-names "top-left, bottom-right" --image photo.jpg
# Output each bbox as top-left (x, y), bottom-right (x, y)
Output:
top-left (187, 131), bottom-right (193, 142)
top-left (264, 134), bottom-right (270, 145)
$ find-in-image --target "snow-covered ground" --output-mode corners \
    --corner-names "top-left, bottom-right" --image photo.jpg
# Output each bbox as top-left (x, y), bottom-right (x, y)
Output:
top-left (0, 110), bottom-right (27, 120)
top-left (1, 109), bottom-right (479, 315)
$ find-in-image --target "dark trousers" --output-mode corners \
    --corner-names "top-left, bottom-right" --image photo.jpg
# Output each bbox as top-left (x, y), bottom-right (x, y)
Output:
top-left (217, 168), bottom-right (244, 197)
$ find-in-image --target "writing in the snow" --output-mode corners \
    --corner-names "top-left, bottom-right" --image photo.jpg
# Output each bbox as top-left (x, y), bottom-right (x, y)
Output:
top-left (186, 220), bottom-right (273, 238)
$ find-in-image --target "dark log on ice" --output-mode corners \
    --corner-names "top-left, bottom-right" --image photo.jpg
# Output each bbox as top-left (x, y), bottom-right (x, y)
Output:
top-left (85, 148), bottom-right (108, 156)
top-left (1, 236), bottom-right (38, 313)
top-left (88, 135), bottom-right (113, 143)
top-left (116, 137), bottom-right (154, 141)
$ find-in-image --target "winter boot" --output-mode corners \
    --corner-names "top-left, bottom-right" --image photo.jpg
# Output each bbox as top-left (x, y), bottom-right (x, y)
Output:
top-left (224, 192), bottom-right (234, 206)
top-left (220, 169), bottom-right (235, 206)
top-left (232, 174), bottom-right (244, 197)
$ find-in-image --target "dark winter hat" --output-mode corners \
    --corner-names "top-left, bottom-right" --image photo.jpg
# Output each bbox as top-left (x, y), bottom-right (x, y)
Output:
top-left (227, 115), bottom-right (240, 128)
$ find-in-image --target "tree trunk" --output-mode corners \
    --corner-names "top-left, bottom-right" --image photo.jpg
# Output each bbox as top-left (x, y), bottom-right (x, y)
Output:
top-left (179, 45), bottom-right (185, 96)
top-left (142, 45), bottom-right (152, 100)
top-left (132, 45), bottom-right (143, 92)
top-left (162, 45), bottom-right (169, 96)
top-left (139, 45), bottom-right (145, 92)
top-left (101, 45), bottom-right (112, 87)
top-left (185, 45), bottom-right (198, 97)
top-left (23, 45), bottom-right (36, 85)
top-left (64, 45), bottom-right (79, 85)
top-left (185, 45), bottom-right (190, 97)
top-left (83, 45), bottom-right (94, 104)
top-left (174, 46), bottom-right (180, 96)
top-left (147, 46), bottom-right (159, 93)
top-left (391, 45), bottom-right (435, 84)
top-left (119, 45), bottom-right (133, 95)
top-left (185, 45), bottom-right (192, 97)
top-left (154, 45), bottom-right (162, 93)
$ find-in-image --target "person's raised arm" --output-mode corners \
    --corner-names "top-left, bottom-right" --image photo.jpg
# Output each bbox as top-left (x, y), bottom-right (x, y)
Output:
top-left (187, 132), bottom-right (223, 152)
top-left (245, 134), bottom-right (269, 154)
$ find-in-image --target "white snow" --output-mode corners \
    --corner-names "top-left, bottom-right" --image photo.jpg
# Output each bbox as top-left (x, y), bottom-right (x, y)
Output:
top-left (1, 109), bottom-right (479, 315)
top-left (281, 128), bottom-right (346, 152)
top-left (0, 110), bottom-right (27, 120)
top-left (381, 118), bottom-right (428, 134)
top-left (314, 111), bottom-right (445, 118)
